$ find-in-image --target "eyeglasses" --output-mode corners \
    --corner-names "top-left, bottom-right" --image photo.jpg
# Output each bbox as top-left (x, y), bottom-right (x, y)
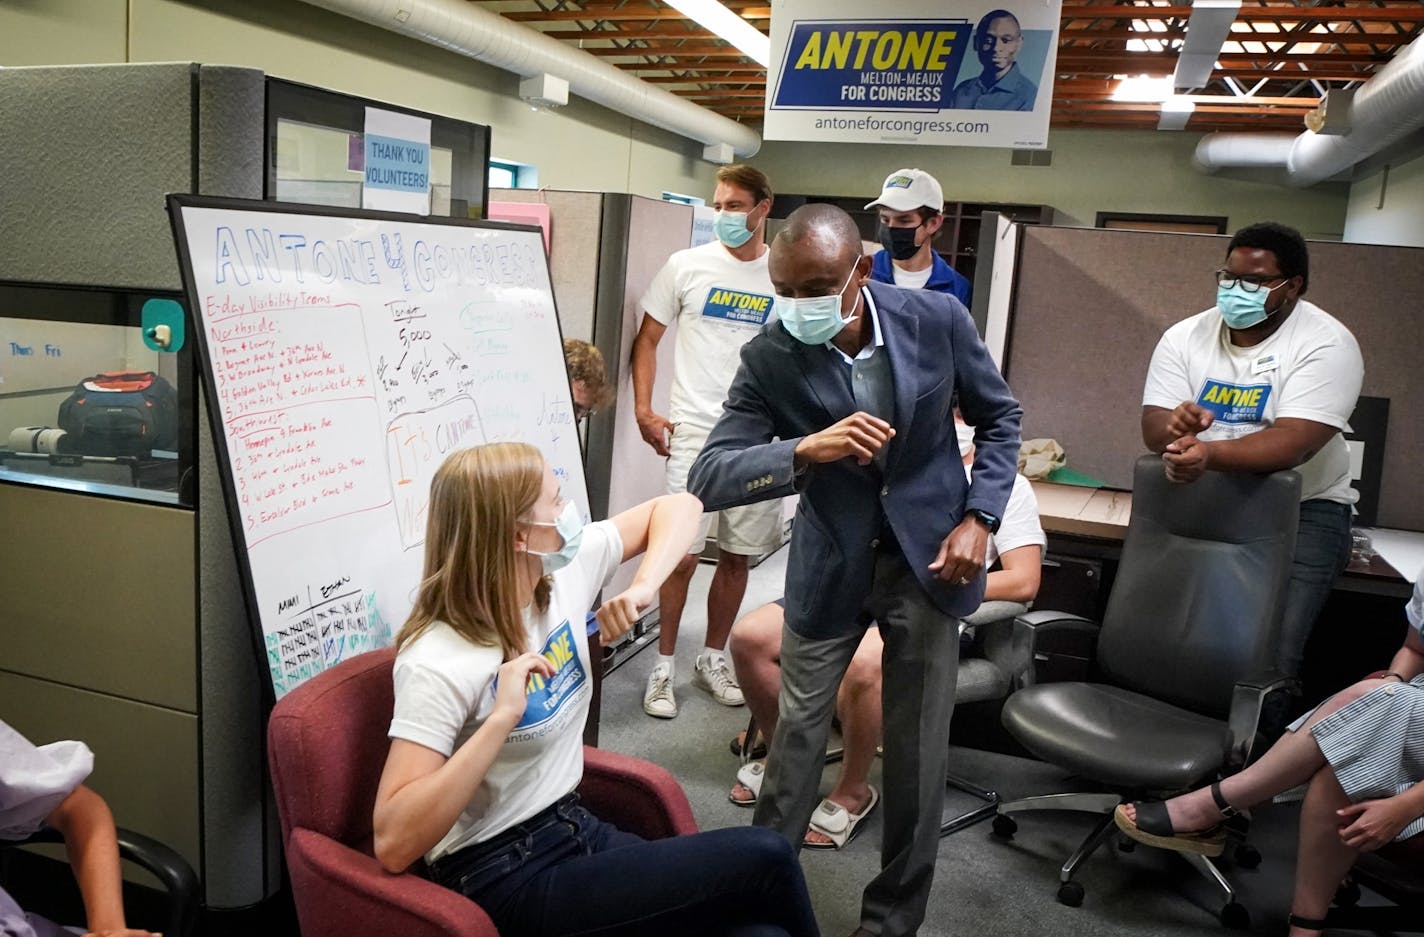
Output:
top-left (573, 404), bottom-right (595, 422)
top-left (1215, 269), bottom-right (1288, 293)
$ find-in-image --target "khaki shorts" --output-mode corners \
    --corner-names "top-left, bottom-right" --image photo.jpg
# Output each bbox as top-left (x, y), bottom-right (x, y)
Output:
top-left (666, 425), bottom-right (784, 556)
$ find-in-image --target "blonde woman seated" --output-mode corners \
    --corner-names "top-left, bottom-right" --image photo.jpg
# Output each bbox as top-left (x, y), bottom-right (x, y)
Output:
top-left (374, 442), bottom-right (819, 937)
top-left (1117, 574), bottom-right (1424, 937)
top-left (728, 420), bottom-right (1044, 849)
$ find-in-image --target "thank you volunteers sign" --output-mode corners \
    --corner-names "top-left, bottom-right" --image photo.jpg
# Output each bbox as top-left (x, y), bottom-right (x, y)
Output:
top-left (362, 107), bottom-right (433, 215)
top-left (764, 0), bottom-right (1061, 149)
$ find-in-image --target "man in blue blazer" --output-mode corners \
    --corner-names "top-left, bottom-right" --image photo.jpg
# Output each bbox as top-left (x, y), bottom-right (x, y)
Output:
top-left (688, 205), bottom-right (1022, 937)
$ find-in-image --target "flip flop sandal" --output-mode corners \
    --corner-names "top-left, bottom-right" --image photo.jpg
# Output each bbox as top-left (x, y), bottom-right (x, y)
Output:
top-left (1288, 914), bottom-right (1327, 932)
top-left (1113, 781), bottom-right (1235, 857)
top-left (729, 730), bottom-right (768, 760)
top-left (729, 761), bottom-right (764, 807)
top-left (804, 786), bottom-right (880, 850)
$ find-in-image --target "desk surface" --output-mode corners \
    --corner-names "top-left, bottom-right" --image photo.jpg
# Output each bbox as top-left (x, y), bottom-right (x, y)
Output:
top-left (1030, 480), bottom-right (1423, 588)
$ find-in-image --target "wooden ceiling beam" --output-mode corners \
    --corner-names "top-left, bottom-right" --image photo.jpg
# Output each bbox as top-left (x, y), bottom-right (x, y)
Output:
top-left (614, 61), bottom-right (765, 72)
top-left (584, 45), bottom-right (749, 57)
top-left (639, 74), bottom-right (768, 83)
top-left (503, 5), bottom-right (769, 22)
top-left (1062, 5), bottom-right (1424, 23)
top-left (538, 27), bottom-right (717, 40)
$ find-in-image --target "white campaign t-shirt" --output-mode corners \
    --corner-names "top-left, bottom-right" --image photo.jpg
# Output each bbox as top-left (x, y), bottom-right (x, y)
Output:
top-left (388, 520), bottom-right (623, 864)
top-left (1142, 300), bottom-right (1363, 504)
top-left (640, 240), bottom-right (776, 435)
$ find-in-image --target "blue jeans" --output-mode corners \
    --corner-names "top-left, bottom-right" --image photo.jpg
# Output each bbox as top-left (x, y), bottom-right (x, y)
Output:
top-left (429, 794), bottom-right (819, 937)
top-left (1276, 499), bottom-right (1354, 678)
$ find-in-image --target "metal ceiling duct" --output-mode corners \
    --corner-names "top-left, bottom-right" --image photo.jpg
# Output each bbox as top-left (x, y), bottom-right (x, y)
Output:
top-left (1193, 33), bottom-right (1424, 187)
top-left (299, 0), bottom-right (763, 158)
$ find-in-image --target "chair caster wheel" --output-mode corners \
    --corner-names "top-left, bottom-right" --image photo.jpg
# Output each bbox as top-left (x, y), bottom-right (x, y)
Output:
top-left (1334, 879), bottom-right (1361, 908)
top-left (1057, 881), bottom-right (1085, 907)
top-left (1234, 843), bottom-right (1261, 869)
top-left (1220, 902), bottom-right (1250, 929)
top-left (992, 815), bottom-right (1017, 839)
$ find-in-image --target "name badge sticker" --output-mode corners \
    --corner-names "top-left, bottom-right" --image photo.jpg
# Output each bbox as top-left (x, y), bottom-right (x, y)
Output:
top-left (1252, 353), bottom-right (1278, 375)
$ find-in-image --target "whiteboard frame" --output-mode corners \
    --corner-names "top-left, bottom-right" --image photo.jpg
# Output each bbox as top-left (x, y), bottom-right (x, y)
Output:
top-left (166, 194), bottom-right (584, 706)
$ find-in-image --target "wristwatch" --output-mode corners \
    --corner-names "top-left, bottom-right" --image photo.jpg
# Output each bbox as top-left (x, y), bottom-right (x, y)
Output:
top-left (968, 508), bottom-right (1001, 534)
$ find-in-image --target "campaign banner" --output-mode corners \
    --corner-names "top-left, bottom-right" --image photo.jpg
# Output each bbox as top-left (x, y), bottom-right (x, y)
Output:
top-left (764, 0), bottom-right (1061, 149)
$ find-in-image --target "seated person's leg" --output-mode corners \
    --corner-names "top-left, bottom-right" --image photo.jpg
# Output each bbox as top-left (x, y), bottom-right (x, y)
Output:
top-left (729, 601), bottom-right (787, 805)
top-left (805, 628), bottom-right (882, 849)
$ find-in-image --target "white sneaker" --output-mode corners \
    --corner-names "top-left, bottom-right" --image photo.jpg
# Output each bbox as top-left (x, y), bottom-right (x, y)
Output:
top-left (693, 654), bottom-right (745, 706)
top-left (643, 664), bottom-right (678, 719)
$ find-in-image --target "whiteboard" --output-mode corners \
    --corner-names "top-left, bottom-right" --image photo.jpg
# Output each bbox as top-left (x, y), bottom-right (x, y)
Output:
top-left (168, 196), bottom-right (589, 699)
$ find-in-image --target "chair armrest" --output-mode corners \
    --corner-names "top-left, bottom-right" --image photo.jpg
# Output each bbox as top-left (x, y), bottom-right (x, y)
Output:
top-left (579, 747), bottom-right (698, 838)
top-left (9, 826), bottom-right (199, 937)
top-left (984, 609), bottom-right (1099, 689)
top-left (286, 828), bottom-right (496, 937)
top-left (1227, 670), bottom-right (1299, 771)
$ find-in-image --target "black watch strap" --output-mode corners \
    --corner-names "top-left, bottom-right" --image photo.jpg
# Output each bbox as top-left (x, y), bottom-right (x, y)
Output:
top-left (969, 509), bottom-right (1000, 534)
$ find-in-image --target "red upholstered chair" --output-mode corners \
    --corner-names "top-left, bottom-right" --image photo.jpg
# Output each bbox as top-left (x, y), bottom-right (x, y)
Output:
top-left (267, 647), bottom-right (698, 937)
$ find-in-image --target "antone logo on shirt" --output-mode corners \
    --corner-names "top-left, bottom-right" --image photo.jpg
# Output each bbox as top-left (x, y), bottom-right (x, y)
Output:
top-left (701, 288), bottom-right (773, 327)
top-left (1196, 379), bottom-right (1272, 424)
top-left (508, 619), bottom-right (588, 733)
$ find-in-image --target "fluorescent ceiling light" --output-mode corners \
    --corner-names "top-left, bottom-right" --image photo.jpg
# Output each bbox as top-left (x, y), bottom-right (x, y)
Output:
top-left (663, 0), bottom-right (771, 67)
top-left (1157, 95), bottom-right (1195, 130)
top-left (1112, 75), bottom-right (1175, 102)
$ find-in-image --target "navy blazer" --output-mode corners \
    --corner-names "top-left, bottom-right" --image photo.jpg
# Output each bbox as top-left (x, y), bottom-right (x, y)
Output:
top-left (687, 281), bottom-right (1023, 641)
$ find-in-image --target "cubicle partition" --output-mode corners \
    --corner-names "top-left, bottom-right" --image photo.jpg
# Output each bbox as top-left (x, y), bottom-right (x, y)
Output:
top-left (1004, 225), bottom-right (1424, 532)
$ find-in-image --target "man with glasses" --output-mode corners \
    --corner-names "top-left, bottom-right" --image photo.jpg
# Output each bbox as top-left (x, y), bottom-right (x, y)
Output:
top-left (563, 338), bottom-right (613, 424)
top-left (1142, 221), bottom-right (1364, 694)
top-left (688, 204), bottom-right (1021, 937)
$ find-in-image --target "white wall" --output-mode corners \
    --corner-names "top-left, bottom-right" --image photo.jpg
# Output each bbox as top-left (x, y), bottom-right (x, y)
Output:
top-left (752, 130), bottom-right (1350, 237)
top-left (0, 0), bottom-right (721, 200)
top-left (1344, 147), bottom-right (1424, 247)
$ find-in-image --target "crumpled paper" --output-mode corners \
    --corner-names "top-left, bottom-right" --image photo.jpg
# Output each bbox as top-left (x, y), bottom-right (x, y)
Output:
top-left (1018, 438), bottom-right (1066, 480)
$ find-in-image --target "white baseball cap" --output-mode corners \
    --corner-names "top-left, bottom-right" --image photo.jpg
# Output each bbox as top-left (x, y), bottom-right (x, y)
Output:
top-left (865, 168), bottom-right (944, 212)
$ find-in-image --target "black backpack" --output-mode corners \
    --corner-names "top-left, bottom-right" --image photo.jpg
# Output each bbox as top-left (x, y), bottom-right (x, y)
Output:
top-left (57, 371), bottom-right (179, 456)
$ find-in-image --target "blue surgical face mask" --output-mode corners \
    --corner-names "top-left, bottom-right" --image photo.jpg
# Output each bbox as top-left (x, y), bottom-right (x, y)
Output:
top-left (525, 500), bottom-right (584, 575)
top-left (714, 210), bottom-right (754, 248)
top-left (1217, 280), bottom-right (1287, 330)
top-left (775, 259), bottom-right (861, 345)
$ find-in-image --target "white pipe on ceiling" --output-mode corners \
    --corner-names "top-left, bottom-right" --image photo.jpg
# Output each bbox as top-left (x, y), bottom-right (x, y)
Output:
top-left (298, 0), bottom-right (763, 158)
top-left (1193, 34), bottom-right (1424, 187)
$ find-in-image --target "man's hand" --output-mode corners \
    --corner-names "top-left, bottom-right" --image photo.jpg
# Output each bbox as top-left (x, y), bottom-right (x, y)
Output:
top-left (929, 517), bottom-right (988, 585)
top-left (794, 412), bottom-right (895, 467)
top-left (636, 409), bottom-right (674, 457)
top-left (1337, 797), bottom-right (1416, 852)
top-left (1162, 434), bottom-right (1211, 484)
top-left (596, 584), bottom-right (656, 643)
top-left (1166, 402), bottom-right (1214, 439)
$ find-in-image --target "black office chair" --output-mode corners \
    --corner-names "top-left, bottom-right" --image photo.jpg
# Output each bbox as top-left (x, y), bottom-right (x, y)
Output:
top-left (990, 455), bottom-right (1301, 928)
top-left (1, 825), bottom-right (199, 937)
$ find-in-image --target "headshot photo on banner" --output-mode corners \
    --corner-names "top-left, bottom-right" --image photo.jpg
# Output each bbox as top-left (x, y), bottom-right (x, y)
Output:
top-left (764, 0), bottom-right (1062, 149)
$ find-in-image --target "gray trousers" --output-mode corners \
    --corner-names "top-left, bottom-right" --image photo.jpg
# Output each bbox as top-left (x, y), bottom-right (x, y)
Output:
top-left (753, 550), bottom-right (960, 937)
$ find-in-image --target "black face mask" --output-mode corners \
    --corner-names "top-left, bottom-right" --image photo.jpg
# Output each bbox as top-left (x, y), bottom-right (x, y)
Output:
top-left (878, 223), bottom-right (923, 262)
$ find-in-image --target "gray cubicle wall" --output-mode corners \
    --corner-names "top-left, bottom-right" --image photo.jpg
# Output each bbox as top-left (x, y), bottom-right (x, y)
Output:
top-left (0, 63), bottom-right (276, 908)
top-left (1004, 225), bottom-right (1424, 531)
